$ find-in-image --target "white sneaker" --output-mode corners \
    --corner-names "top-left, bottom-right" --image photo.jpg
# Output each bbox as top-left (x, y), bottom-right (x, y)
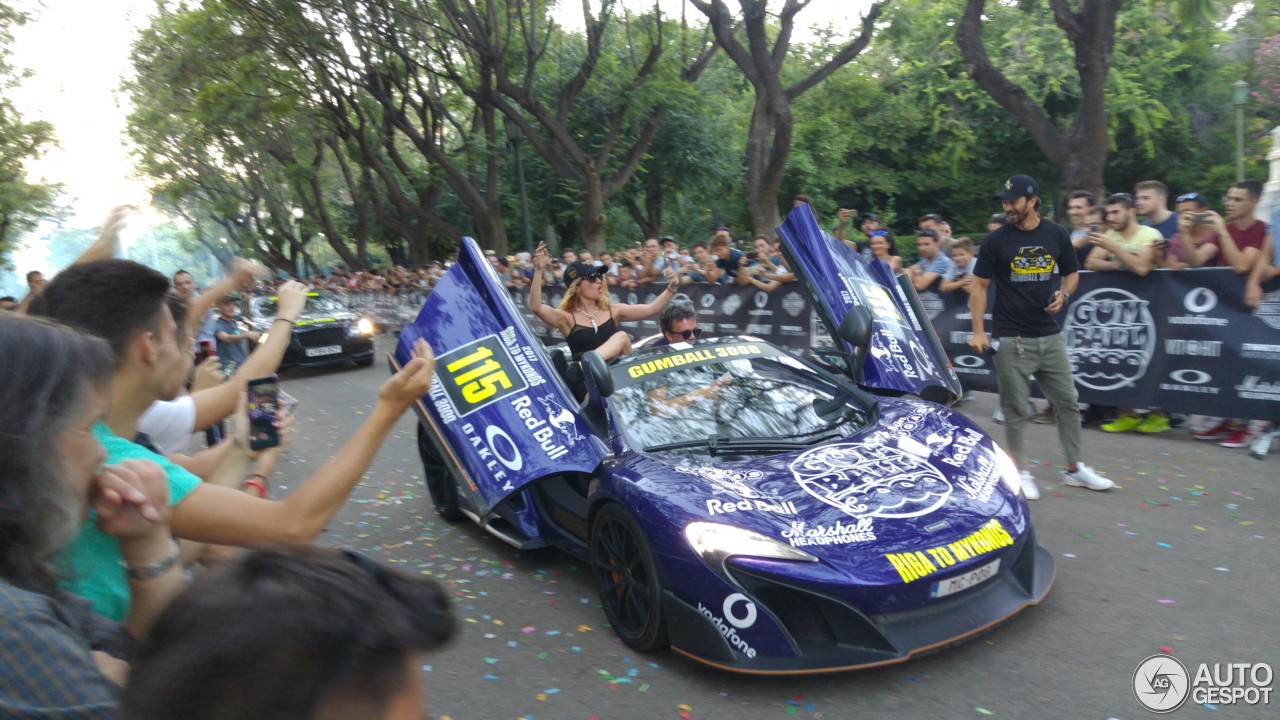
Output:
top-left (1019, 471), bottom-right (1040, 500)
top-left (1062, 463), bottom-right (1114, 491)
top-left (993, 407), bottom-right (1005, 424)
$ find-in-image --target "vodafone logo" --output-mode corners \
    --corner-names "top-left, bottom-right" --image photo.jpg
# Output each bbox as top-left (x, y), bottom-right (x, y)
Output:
top-left (723, 593), bottom-right (757, 629)
top-left (1183, 288), bottom-right (1217, 314)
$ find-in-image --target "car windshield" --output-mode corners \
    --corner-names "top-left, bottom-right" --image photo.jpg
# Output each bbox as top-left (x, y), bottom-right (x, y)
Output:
top-left (610, 345), bottom-right (871, 461)
top-left (252, 293), bottom-right (346, 318)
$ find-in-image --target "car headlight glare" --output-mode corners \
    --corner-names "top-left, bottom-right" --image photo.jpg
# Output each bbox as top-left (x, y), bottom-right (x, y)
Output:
top-left (356, 318), bottom-right (375, 335)
top-left (992, 444), bottom-right (1023, 498)
top-left (685, 521), bottom-right (818, 567)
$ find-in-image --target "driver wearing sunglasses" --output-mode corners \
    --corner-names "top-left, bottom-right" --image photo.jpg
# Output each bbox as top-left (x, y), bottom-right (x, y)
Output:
top-left (656, 300), bottom-right (701, 346)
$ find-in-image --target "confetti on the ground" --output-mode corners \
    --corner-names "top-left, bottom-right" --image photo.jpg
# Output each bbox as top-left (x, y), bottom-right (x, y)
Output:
top-left (1158, 599), bottom-right (1176, 605)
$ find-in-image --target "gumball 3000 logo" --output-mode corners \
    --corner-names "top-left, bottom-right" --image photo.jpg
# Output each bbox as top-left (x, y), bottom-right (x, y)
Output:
top-left (1064, 288), bottom-right (1156, 391)
top-left (788, 443), bottom-right (952, 519)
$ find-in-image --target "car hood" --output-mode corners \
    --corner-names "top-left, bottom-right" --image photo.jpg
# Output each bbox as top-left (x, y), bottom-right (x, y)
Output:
top-left (627, 396), bottom-right (1024, 568)
top-left (248, 310), bottom-right (358, 328)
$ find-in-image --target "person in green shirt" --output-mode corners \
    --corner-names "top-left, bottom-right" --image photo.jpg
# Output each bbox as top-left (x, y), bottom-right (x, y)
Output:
top-left (30, 259), bottom-right (436, 621)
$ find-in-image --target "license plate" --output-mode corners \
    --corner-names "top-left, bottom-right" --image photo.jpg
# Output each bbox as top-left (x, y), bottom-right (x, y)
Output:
top-left (305, 345), bottom-right (342, 357)
top-left (930, 558), bottom-right (1000, 599)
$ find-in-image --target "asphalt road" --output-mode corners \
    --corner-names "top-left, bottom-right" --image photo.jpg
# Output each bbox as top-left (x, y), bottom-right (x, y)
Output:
top-left (272, 337), bottom-right (1277, 720)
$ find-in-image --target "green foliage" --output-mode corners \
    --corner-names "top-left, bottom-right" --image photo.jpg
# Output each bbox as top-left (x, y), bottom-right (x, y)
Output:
top-left (114, 0), bottom-right (1277, 264)
top-left (0, 1), bottom-right (62, 264)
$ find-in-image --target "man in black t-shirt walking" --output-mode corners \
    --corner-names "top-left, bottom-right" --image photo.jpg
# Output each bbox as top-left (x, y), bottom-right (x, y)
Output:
top-left (968, 175), bottom-right (1114, 500)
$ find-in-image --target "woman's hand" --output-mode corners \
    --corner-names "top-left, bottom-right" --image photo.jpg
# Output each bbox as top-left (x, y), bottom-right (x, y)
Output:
top-left (533, 242), bottom-right (550, 271)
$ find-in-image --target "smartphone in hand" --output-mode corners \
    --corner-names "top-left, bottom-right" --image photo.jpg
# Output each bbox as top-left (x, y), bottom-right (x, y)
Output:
top-left (247, 375), bottom-right (281, 450)
top-left (195, 339), bottom-right (217, 363)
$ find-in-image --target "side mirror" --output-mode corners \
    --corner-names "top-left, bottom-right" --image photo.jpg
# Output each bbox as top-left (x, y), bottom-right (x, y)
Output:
top-left (837, 305), bottom-right (873, 349)
top-left (581, 351), bottom-right (614, 398)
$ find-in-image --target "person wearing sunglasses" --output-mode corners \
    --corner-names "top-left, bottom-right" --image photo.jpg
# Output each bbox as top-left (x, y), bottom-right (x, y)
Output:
top-left (530, 242), bottom-right (679, 361)
top-left (867, 229), bottom-right (903, 274)
top-left (656, 300), bottom-right (701, 346)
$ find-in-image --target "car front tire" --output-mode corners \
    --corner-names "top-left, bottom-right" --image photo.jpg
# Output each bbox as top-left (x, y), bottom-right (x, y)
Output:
top-left (589, 503), bottom-right (669, 652)
top-left (416, 424), bottom-right (463, 522)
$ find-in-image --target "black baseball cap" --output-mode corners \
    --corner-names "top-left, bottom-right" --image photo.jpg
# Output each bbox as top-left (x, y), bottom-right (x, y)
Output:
top-left (660, 235), bottom-right (678, 246)
top-left (562, 261), bottom-right (607, 286)
top-left (860, 212), bottom-right (881, 223)
top-left (995, 174), bottom-right (1039, 201)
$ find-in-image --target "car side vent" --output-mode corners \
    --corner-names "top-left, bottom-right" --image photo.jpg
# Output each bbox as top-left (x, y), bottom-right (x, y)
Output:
top-left (731, 570), bottom-right (898, 656)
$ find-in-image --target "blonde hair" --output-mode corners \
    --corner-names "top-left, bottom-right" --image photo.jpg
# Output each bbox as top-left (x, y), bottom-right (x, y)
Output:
top-left (558, 276), bottom-right (612, 313)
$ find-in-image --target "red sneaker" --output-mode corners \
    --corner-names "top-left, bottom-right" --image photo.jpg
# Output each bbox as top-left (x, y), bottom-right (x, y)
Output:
top-left (1219, 429), bottom-right (1253, 449)
top-left (1193, 420), bottom-right (1232, 440)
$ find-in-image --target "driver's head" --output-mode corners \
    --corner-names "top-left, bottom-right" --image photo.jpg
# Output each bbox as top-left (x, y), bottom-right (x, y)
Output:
top-left (660, 300), bottom-right (699, 343)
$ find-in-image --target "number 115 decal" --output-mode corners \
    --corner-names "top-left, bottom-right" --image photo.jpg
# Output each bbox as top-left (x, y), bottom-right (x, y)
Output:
top-left (436, 335), bottom-right (528, 417)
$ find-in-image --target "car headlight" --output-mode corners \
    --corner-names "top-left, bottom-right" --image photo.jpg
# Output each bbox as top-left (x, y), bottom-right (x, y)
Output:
top-left (355, 318), bottom-right (375, 335)
top-left (685, 521), bottom-right (818, 567)
top-left (992, 444), bottom-right (1023, 498)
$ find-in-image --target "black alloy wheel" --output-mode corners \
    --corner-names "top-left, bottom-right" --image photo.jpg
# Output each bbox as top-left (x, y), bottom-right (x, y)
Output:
top-left (589, 503), bottom-right (669, 652)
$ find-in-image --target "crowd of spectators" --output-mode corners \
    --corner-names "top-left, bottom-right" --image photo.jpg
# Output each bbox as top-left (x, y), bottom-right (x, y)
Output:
top-left (0, 207), bottom-right (453, 718)
top-left (835, 179), bottom-right (1276, 452)
top-left (0, 174), bottom-right (1277, 715)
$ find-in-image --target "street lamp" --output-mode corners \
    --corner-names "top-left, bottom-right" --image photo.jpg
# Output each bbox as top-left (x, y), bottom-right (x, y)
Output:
top-left (504, 118), bottom-right (535, 254)
top-left (1232, 80), bottom-right (1249, 182)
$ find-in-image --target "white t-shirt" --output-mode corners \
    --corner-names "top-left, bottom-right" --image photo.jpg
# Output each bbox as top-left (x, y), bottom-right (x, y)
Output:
top-left (136, 396), bottom-right (198, 455)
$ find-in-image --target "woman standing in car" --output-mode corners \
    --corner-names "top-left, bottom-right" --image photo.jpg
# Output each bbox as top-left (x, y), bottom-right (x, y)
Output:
top-left (529, 242), bottom-right (679, 361)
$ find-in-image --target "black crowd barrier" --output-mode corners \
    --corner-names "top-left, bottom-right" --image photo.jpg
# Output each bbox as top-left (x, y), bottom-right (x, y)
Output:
top-left (508, 268), bottom-right (1280, 421)
top-left (342, 288), bottom-right (431, 332)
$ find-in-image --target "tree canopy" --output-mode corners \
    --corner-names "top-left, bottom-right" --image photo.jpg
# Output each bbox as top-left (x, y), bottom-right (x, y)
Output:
top-left (0, 2), bottom-right (62, 264)
top-left (4, 0), bottom-right (1276, 272)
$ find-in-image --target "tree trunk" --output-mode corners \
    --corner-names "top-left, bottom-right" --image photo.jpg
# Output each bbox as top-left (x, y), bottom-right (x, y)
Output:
top-left (580, 170), bottom-right (607, 255)
top-left (956, 0), bottom-right (1117, 215)
top-left (745, 93), bottom-right (790, 238)
top-left (691, 0), bottom-right (884, 240)
top-left (624, 168), bottom-right (663, 238)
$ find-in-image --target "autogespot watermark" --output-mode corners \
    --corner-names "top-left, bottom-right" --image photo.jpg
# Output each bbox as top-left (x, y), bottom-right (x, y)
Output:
top-left (1133, 654), bottom-right (1273, 713)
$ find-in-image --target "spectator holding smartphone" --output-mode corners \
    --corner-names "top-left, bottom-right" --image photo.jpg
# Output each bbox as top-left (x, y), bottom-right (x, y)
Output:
top-left (1165, 192), bottom-right (1221, 269)
top-left (29, 259), bottom-right (438, 623)
top-left (1209, 179), bottom-right (1270, 274)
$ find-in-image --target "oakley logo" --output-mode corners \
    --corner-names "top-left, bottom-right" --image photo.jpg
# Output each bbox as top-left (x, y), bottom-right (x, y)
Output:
top-left (1168, 370), bottom-right (1211, 385)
